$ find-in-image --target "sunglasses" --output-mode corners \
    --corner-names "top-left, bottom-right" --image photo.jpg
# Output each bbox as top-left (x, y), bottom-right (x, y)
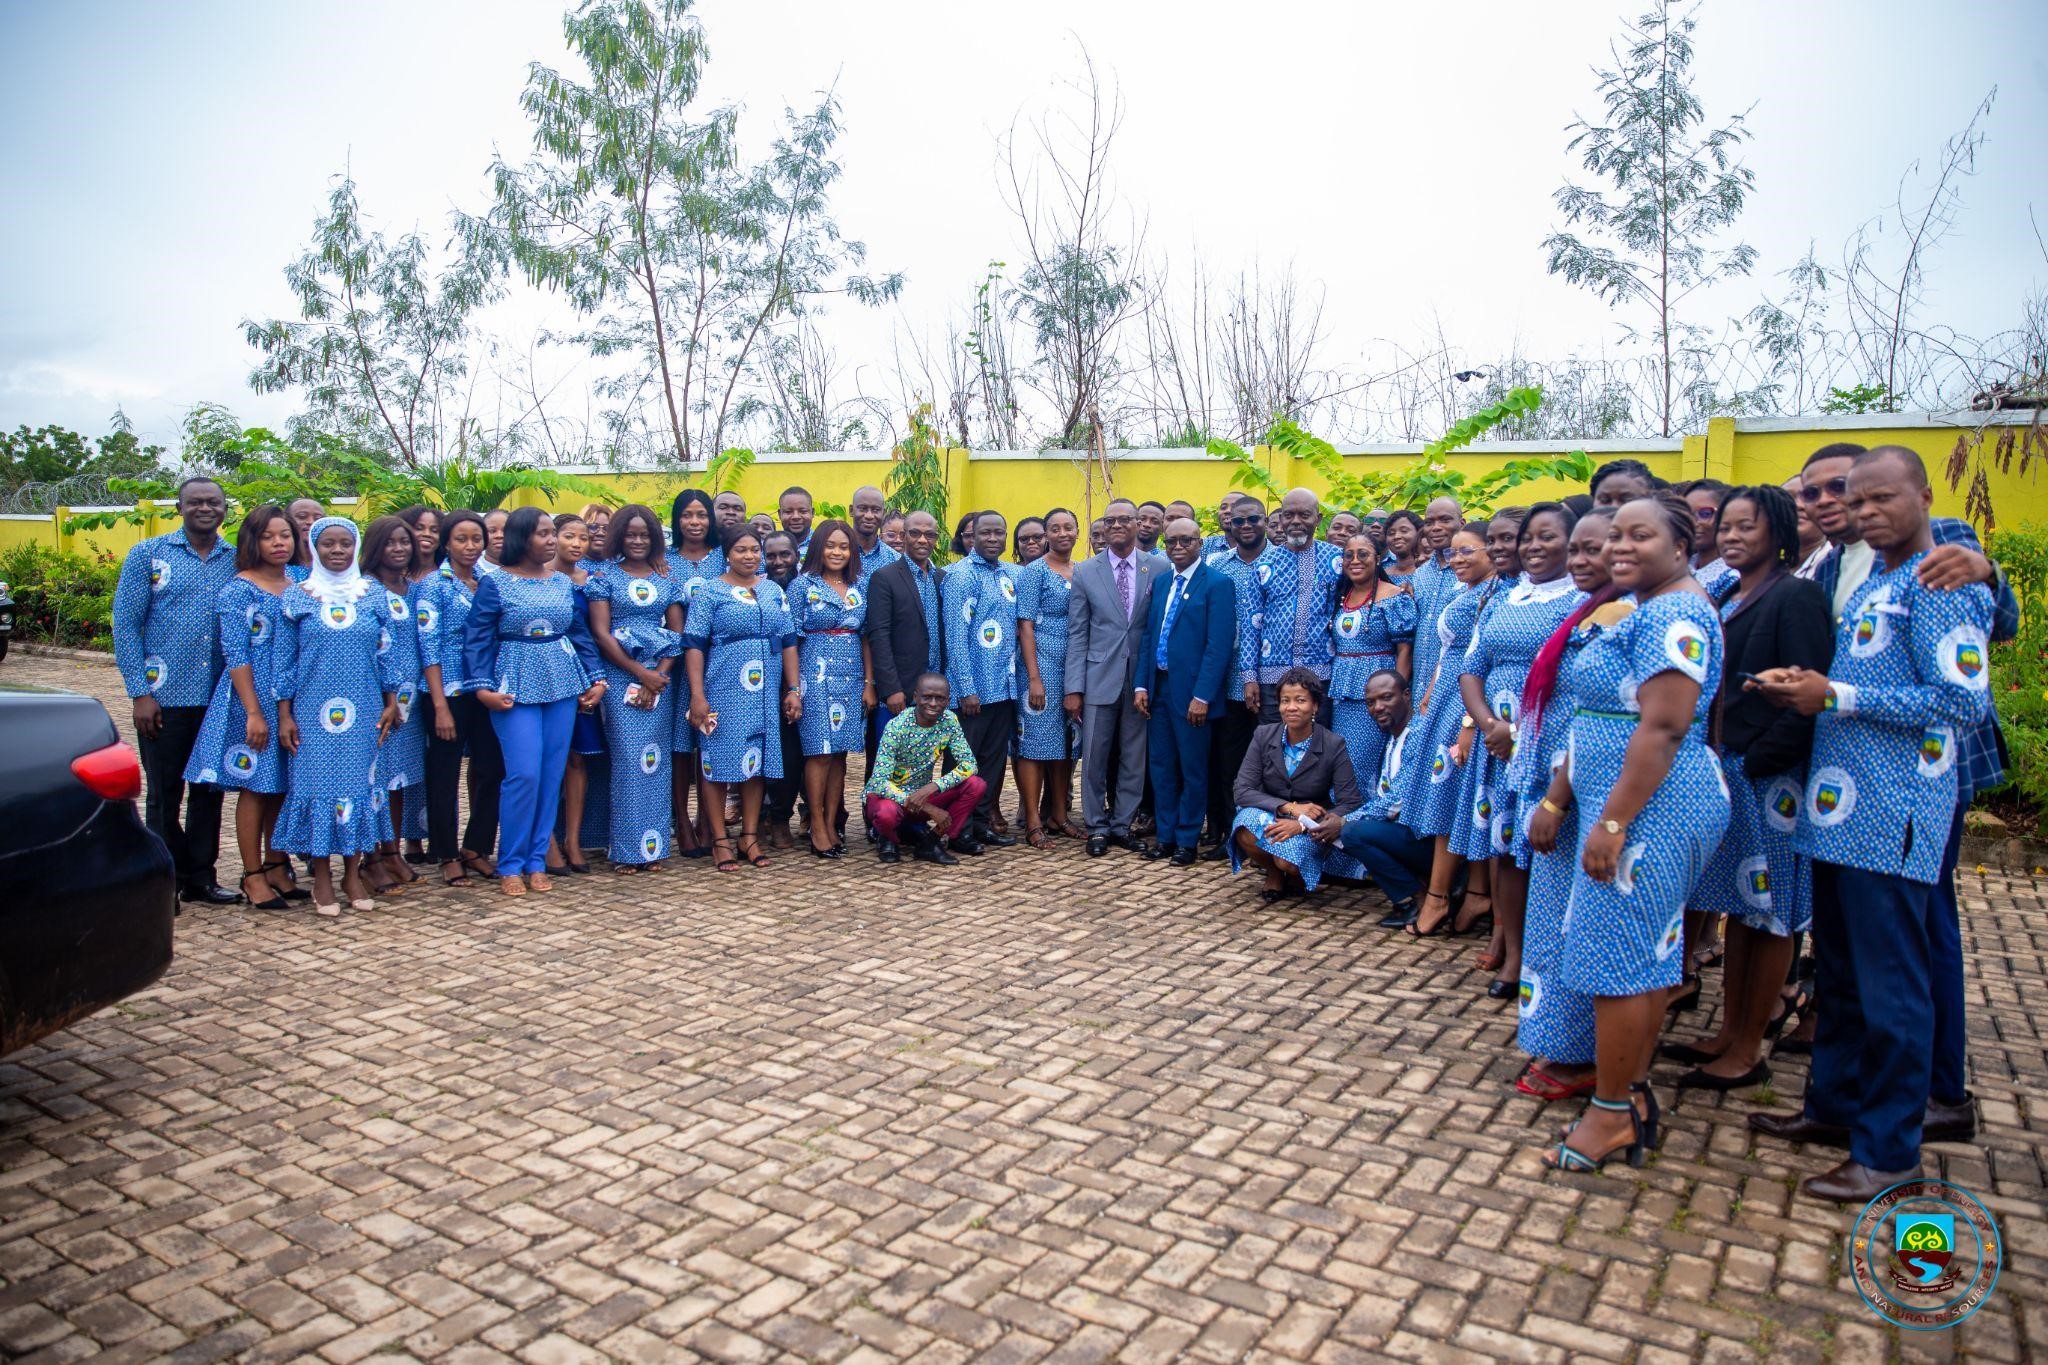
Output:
top-left (1799, 477), bottom-right (1848, 503)
top-left (1227, 515), bottom-right (1266, 527)
top-left (1163, 535), bottom-right (1200, 547)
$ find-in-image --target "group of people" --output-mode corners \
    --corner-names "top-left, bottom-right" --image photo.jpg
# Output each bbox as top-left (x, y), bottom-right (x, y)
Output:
top-left (113, 442), bottom-right (2015, 1198)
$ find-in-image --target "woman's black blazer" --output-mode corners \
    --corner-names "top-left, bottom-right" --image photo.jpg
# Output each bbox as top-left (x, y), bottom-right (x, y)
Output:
top-left (1234, 722), bottom-right (1364, 820)
top-left (1717, 572), bottom-right (1834, 778)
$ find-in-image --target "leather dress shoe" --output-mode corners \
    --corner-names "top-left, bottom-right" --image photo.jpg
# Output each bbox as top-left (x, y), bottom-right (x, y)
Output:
top-left (1170, 847), bottom-right (1198, 867)
top-left (916, 837), bottom-right (960, 866)
top-left (1924, 1091), bottom-right (1979, 1143)
top-left (181, 881), bottom-right (244, 905)
top-left (1801, 1159), bottom-right (1920, 1205)
top-left (1143, 842), bottom-right (1175, 861)
top-left (877, 841), bottom-right (901, 863)
top-left (1748, 1110), bottom-right (1850, 1148)
top-left (1107, 832), bottom-right (1144, 851)
top-left (947, 834), bottom-right (984, 856)
top-left (1199, 843), bottom-right (1228, 862)
top-left (1377, 901), bottom-right (1419, 930)
top-left (976, 825), bottom-right (1018, 848)
top-left (1086, 835), bottom-right (1109, 857)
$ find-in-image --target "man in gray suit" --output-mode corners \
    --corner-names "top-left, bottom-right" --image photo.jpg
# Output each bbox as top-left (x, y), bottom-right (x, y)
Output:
top-left (1064, 497), bottom-right (1167, 855)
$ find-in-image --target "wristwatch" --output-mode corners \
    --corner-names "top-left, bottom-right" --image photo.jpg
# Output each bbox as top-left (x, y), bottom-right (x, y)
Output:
top-left (1601, 818), bottom-right (1623, 836)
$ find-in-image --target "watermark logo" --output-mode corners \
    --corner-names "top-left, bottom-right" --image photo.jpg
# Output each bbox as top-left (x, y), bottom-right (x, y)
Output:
top-left (1850, 1178), bottom-right (2000, 1331)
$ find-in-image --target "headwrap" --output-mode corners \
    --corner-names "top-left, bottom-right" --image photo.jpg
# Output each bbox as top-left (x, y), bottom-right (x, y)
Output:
top-left (299, 516), bottom-right (373, 606)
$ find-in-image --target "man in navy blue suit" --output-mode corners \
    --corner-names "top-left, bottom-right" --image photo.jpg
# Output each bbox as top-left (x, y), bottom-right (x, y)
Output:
top-left (1135, 518), bottom-right (1238, 865)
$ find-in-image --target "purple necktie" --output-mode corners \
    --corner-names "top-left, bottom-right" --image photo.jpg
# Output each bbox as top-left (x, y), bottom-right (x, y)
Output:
top-left (1116, 556), bottom-right (1133, 618)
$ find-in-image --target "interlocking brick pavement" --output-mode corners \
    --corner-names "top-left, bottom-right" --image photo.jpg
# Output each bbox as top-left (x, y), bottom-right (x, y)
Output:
top-left (2, 649), bottom-right (2044, 1362)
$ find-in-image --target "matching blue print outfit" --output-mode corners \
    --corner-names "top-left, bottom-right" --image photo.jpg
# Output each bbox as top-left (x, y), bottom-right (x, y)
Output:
top-left (184, 577), bottom-right (289, 794)
top-left (682, 578), bottom-right (798, 784)
top-left (1326, 588), bottom-right (1417, 792)
top-left (586, 565), bottom-right (686, 863)
top-left (1452, 576), bottom-right (1586, 862)
top-left (1396, 580), bottom-right (1495, 839)
top-left (271, 583), bottom-right (404, 858)
top-left (665, 547), bottom-right (727, 755)
top-left (790, 573), bottom-right (870, 757)
top-left (1016, 558), bottom-right (1081, 760)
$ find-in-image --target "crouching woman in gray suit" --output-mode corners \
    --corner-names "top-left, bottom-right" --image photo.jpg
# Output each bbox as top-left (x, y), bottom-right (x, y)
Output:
top-left (1231, 667), bottom-right (1363, 901)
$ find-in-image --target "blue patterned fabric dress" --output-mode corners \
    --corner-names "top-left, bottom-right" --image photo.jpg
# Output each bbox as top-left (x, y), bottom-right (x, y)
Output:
top-left (682, 578), bottom-right (797, 784)
top-left (1693, 596), bottom-right (1812, 937)
top-left (585, 566), bottom-right (685, 863)
top-left (1403, 554), bottom-right (1458, 714)
top-left (665, 547), bottom-right (726, 755)
top-left (1515, 617), bottom-right (1597, 1065)
top-left (460, 572), bottom-right (600, 702)
top-left (1449, 576), bottom-right (1586, 862)
top-left (1015, 558), bottom-right (1081, 760)
top-left (1395, 580), bottom-right (1495, 839)
top-left (184, 576), bottom-right (289, 794)
top-left (412, 564), bottom-right (475, 697)
top-left (791, 572), bottom-right (869, 757)
top-left (371, 580), bottom-right (428, 809)
top-left (1326, 588), bottom-right (1418, 794)
top-left (272, 585), bottom-right (403, 857)
top-left (1557, 591), bottom-right (1731, 998)
top-left (1228, 728), bottom-right (1357, 891)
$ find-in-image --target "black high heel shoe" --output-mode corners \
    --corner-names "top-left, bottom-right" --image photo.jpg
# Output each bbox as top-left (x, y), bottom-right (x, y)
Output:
top-left (240, 872), bottom-right (288, 912)
top-left (1665, 977), bottom-right (1702, 1013)
top-left (1486, 979), bottom-right (1515, 1001)
top-left (262, 858), bottom-right (311, 901)
top-left (1673, 1060), bottom-right (1770, 1101)
top-left (1631, 1080), bottom-right (1663, 1154)
top-left (1658, 1040), bottom-right (1724, 1067)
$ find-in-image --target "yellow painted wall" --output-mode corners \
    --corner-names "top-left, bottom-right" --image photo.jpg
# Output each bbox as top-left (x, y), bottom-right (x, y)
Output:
top-left (3, 416), bottom-right (2037, 567)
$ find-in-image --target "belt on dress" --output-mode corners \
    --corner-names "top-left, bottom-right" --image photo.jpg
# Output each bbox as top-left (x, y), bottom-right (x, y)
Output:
top-left (812, 628), bottom-right (858, 636)
top-left (503, 631), bottom-right (567, 644)
top-left (1573, 707), bottom-right (1638, 721)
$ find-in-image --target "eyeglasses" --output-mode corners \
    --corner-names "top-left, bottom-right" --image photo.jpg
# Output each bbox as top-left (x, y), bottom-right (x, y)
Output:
top-left (1163, 535), bottom-right (1200, 548)
top-left (1693, 505), bottom-right (1719, 520)
top-left (1227, 515), bottom-right (1265, 527)
top-left (1799, 477), bottom-right (1848, 503)
top-left (1101, 514), bottom-right (1134, 526)
top-left (1447, 545), bottom-right (1482, 558)
top-left (1341, 549), bottom-right (1378, 561)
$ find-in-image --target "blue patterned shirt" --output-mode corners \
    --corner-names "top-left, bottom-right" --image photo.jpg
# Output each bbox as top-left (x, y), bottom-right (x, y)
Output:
top-left (1796, 552), bottom-right (1993, 884)
top-left (111, 526), bottom-right (238, 705)
top-left (1241, 540), bottom-right (1345, 685)
top-left (907, 558), bottom-right (943, 673)
top-left (859, 538), bottom-right (903, 577)
top-left (941, 554), bottom-right (1021, 705)
top-left (1206, 543), bottom-right (1265, 700)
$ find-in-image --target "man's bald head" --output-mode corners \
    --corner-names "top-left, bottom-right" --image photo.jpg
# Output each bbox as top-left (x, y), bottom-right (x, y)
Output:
top-left (1859, 444), bottom-right (1930, 489)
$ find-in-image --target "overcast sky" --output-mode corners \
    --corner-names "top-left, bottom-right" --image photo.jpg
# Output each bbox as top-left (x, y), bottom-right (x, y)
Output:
top-left (3, 0), bottom-right (2043, 451)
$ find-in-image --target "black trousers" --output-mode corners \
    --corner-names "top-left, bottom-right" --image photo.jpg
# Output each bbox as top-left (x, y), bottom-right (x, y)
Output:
top-left (766, 718), bottom-right (807, 825)
top-left (1206, 701), bottom-right (1260, 841)
top-left (958, 701), bottom-right (1014, 827)
top-left (139, 704), bottom-right (221, 888)
top-left (426, 692), bottom-right (504, 862)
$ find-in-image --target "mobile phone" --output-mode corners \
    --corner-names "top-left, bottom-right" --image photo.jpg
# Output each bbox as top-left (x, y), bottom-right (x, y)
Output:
top-left (1735, 671), bottom-right (1763, 687)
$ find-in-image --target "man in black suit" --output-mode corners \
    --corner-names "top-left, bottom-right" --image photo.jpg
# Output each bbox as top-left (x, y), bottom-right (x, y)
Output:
top-left (864, 509), bottom-right (946, 721)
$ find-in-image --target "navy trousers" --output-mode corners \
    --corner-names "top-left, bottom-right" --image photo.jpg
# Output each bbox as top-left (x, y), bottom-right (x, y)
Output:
top-left (1339, 817), bottom-right (1434, 908)
top-left (1805, 858), bottom-right (1941, 1171)
top-left (1930, 806), bottom-right (1970, 1106)
top-left (1145, 675), bottom-right (1210, 849)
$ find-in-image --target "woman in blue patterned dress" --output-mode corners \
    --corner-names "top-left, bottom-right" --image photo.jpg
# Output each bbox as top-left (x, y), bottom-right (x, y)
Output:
top-left (185, 504), bottom-right (304, 910)
top-left (1382, 510), bottom-right (1423, 585)
top-left (586, 504), bottom-right (685, 873)
top-left (1543, 495), bottom-right (1730, 1172)
top-left (272, 517), bottom-right (404, 916)
top-left (461, 507), bottom-right (606, 896)
top-left (1229, 669), bottom-right (1364, 896)
top-left (683, 525), bottom-right (801, 872)
top-left (1328, 534), bottom-right (1417, 790)
top-left (1014, 508), bottom-right (1083, 846)
top-left (394, 505), bottom-right (444, 858)
top-left (1662, 485), bottom-right (1832, 1094)
top-left (360, 515), bottom-right (428, 897)
top-left (1395, 526), bottom-right (1498, 936)
top-left (1458, 504), bottom-right (1585, 998)
top-left (1511, 509), bottom-right (1614, 1101)
top-left (415, 511), bottom-right (501, 887)
top-left (790, 520), bottom-right (872, 859)
top-left (666, 490), bottom-right (726, 858)
top-left (550, 514), bottom-right (605, 872)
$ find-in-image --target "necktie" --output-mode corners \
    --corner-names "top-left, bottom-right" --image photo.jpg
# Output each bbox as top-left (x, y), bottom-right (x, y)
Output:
top-left (1157, 573), bottom-right (1184, 670)
top-left (1116, 556), bottom-right (1133, 619)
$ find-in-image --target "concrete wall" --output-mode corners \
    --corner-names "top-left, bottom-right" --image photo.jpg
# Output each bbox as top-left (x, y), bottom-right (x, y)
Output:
top-left (2, 412), bottom-right (2038, 564)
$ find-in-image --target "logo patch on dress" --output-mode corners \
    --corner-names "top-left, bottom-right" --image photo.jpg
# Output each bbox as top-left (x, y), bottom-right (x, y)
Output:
top-left (629, 578), bottom-right (657, 606)
top-left (321, 698), bottom-right (356, 733)
top-left (640, 743), bottom-right (662, 775)
top-left (1936, 623), bottom-right (1990, 689)
top-left (979, 621), bottom-right (1003, 649)
top-left (325, 601), bottom-right (357, 630)
top-left (142, 656), bottom-right (167, 691)
top-left (829, 702), bottom-right (846, 730)
top-left (226, 746), bottom-right (257, 775)
top-left (149, 557), bottom-right (170, 590)
top-left (741, 745), bottom-right (763, 778)
top-left (1430, 746), bottom-right (1451, 783)
top-left (1616, 843), bottom-right (1647, 896)
top-left (1738, 855), bottom-right (1772, 910)
top-left (1519, 971), bottom-right (1541, 1019)
top-left (248, 608), bottom-right (270, 643)
top-left (641, 828), bottom-right (664, 859)
top-left (334, 797), bottom-right (354, 824)
top-left (1654, 906), bottom-right (1685, 960)
top-left (1765, 777), bottom-right (1801, 833)
top-left (1917, 726), bottom-right (1956, 780)
top-left (416, 600), bottom-right (438, 634)
top-left (741, 661), bottom-right (766, 691)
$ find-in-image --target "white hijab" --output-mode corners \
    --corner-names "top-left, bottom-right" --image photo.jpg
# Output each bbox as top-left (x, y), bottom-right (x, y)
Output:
top-left (300, 516), bottom-right (374, 606)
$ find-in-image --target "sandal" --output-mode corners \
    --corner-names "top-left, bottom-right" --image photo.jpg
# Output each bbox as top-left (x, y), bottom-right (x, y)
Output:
top-left (712, 837), bottom-right (740, 873)
top-left (1024, 825), bottom-right (1053, 850)
top-left (1515, 1064), bottom-right (1597, 1102)
top-left (460, 851), bottom-right (496, 879)
top-left (440, 861), bottom-right (472, 888)
top-left (241, 872), bottom-right (288, 911)
top-left (262, 858), bottom-right (311, 902)
top-left (525, 871), bottom-right (555, 893)
top-left (499, 875), bottom-right (526, 897)
top-left (1543, 1095), bottom-right (1647, 1172)
top-left (1453, 893), bottom-right (1493, 935)
top-left (1405, 891), bottom-right (1454, 938)
top-left (1475, 947), bottom-right (1506, 973)
top-left (737, 830), bottom-right (771, 867)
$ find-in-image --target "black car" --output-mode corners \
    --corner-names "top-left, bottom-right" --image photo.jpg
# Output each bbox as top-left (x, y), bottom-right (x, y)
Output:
top-left (0, 683), bottom-right (175, 1055)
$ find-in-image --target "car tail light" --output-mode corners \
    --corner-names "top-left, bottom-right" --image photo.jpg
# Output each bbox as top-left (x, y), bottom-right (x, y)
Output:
top-left (72, 741), bottom-right (143, 800)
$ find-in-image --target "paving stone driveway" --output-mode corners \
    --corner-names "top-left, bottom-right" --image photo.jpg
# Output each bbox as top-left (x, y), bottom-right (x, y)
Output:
top-left (2, 650), bottom-right (2044, 1363)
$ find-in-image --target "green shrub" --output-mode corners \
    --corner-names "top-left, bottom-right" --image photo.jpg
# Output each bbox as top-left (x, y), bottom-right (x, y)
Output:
top-left (1985, 523), bottom-right (2048, 835)
top-left (0, 542), bottom-right (121, 649)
